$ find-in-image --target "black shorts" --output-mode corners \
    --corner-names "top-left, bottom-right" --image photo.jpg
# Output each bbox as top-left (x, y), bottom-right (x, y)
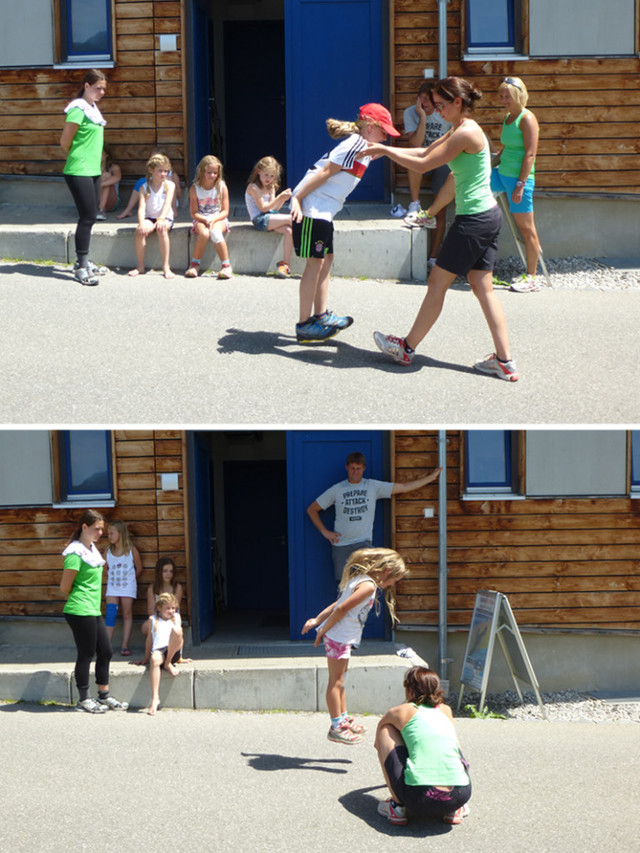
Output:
top-left (436, 205), bottom-right (502, 277)
top-left (292, 217), bottom-right (334, 258)
top-left (384, 745), bottom-right (471, 818)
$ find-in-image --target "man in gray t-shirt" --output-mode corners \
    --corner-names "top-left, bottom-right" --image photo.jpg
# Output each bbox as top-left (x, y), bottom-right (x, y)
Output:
top-left (307, 451), bottom-right (441, 581)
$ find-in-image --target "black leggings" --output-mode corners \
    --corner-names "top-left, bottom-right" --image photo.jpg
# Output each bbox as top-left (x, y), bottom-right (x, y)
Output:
top-left (64, 613), bottom-right (112, 691)
top-left (64, 174), bottom-right (101, 257)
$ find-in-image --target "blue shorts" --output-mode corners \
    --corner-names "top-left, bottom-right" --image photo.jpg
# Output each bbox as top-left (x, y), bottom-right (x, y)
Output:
top-left (490, 169), bottom-right (534, 214)
top-left (252, 211), bottom-right (272, 231)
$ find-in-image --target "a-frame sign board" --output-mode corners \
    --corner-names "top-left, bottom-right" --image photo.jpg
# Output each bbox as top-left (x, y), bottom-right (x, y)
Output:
top-left (457, 590), bottom-right (548, 721)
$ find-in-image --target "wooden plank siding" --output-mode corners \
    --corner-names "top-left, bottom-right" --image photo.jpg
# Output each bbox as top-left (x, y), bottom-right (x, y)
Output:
top-left (392, 0), bottom-right (640, 195)
top-left (0, 430), bottom-right (190, 623)
top-left (0, 0), bottom-right (185, 179)
top-left (393, 431), bottom-right (640, 632)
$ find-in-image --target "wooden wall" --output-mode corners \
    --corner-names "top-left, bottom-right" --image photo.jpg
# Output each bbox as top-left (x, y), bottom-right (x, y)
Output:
top-left (393, 0), bottom-right (640, 194)
top-left (393, 430), bottom-right (640, 632)
top-left (0, 0), bottom-right (185, 180)
top-left (0, 430), bottom-right (189, 622)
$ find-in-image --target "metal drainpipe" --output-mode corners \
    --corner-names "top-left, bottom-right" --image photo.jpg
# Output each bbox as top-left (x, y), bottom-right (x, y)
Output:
top-left (438, 0), bottom-right (449, 80)
top-left (437, 430), bottom-right (449, 690)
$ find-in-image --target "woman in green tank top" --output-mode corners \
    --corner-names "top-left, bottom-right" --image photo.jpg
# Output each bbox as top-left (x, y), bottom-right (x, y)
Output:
top-left (374, 666), bottom-right (471, 827)
top-left (362, 76), bottom-right (519, 382)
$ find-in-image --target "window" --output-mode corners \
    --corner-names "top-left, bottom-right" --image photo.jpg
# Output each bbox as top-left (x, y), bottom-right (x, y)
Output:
top-left (58, 0), bottom-right (113, 63)
top-left (631, 431), bottom-right (640, 494)
top-left (525, 431), bottom-right (626, 497)
top-left (0, 0), bottom-right (55, 66)
top-left (0, 431), bottom-right (53, 505)
top-left (57, 431), bottom-right (114, 501)
top-left (529, 0), bottom-right (635, 57)
top-left (466, 0), bottom-right (522, 55)
top-left (464, 430), bottom-right (520, 495)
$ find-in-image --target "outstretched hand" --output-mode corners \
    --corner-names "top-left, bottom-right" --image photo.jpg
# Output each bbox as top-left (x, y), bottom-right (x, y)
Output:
top-left (357, 142), bottom-right (388, 160)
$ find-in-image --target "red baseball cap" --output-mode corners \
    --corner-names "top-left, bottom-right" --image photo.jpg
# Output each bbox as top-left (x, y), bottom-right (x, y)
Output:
top-left (358, 103), bottom-right (400, 137)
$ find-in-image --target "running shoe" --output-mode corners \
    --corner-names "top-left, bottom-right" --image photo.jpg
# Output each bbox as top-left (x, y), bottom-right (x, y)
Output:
top-left (97, 695), bottom-right (129, 711)
top-left (427, 257), bottom-right (437, 273)
top-left (316, 310), bottom-right (354, 330)
top-left (185, 265), bottom-right (199, 278)
top-left (443, 803), bottom-right (470, 825)
top-left (74, 260), bottom-right (108, 276)
top-left (373, 331), bottom-right (414, 366)
top-left (327, 722), bottom-right (364, 744)
top-left (217, 263), bottom-right (233, 280)
top-left (474, 353), bottom-right (519, 382)
top-left (344, 715), bottom-right (367, 734)
top-left (377, 798), bottom-right (408, 826)
top-left (76, 697), bottom-right (107, 714)
top-left (404, 209), bottom-right (436, 229)
top-left (73, 266), bottom-right (99, 286)
top-left (510, 274), bottom-right (542, 293)
top-left (407, 200), bottom-right (421, 214)
top-left (296, 318), bottom-right (339, 343)
top-left (276, 261), bottom-right (291, 278)
top-left (95, 209), bottom-right (107, 221)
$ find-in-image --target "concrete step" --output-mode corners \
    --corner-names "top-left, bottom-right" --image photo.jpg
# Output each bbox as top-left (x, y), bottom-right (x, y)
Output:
top-left (0, 640), bottom-right (426, 713)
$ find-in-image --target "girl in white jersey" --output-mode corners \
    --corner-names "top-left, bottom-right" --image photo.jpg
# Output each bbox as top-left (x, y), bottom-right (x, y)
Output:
top-left (302, 547), bottom-right (408, 744)
top-left (186, 155), bottom-right (232, 279)
top-left (363, 77), bottom-right (519, 383)
top-left (290, 104), bottom-right (400, 343)
top-left (128, 153), bottom-right (176, 279)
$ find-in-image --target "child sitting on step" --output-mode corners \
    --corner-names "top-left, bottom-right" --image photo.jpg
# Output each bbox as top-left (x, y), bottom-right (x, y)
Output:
top-left (245, 155), bottom-right (293, 278)
top-left (186, 155), bottom-right (232, 279)
top-left (136, 592), bottom-right (190, 716)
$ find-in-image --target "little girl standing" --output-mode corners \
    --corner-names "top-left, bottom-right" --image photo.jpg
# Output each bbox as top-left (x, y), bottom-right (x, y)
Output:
top-left (186, 155), bottom-right (232, 279)
top-left (245, 156), bottom-right (293, 278)
top-left (104, 519), bottom-right (143, 656)
top-left (302, 547), bottom-right (408, 744)
top-left (128, 153), bottom-right (175, 279)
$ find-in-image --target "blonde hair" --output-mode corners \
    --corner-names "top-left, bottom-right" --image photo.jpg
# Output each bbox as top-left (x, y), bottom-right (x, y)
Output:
top-left (326, 118), bottom-right (371, 139)
top-left (144, 153), bottom-right (171, 198)
top-left (194, 155), bottom-right (223, 193)
top-left (339, 547), bottom-right (408, 624)
top-left (499, 76), bottom-right (529, 108)
top-left (108, 519), bottom-right (133, 556)
top-left (156, 592), bottom-right (178, 612)
top-left (247, 156), bottom-right (282, 194)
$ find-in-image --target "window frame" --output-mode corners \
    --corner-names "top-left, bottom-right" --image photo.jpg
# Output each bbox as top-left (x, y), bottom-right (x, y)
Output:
top-left (53, 430), bottom-right (116, 503)
top-left (464, 0), bottom-right (525, 58)
top-left (631, 430), bottom-right (640, 495)
top-left (462, 430), bottom-right (524, 500)
top-left (54, 0), bottom-right (114, 65)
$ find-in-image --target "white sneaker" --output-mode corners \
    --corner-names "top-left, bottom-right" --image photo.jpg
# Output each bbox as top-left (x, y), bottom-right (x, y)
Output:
top-left (474, 353), bottom-right (519, 382)
top-left (407, 200), bottom-right (421, 214)
top-left (217, 264), bottom-right (233, 280)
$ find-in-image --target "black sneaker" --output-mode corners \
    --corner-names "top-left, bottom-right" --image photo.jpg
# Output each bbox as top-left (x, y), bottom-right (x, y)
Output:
top-left (295, 318), bottom-right (340, 343)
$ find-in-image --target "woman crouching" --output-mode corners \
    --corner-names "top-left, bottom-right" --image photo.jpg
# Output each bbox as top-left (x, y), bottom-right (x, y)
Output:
top-left (374, 666), bottom-right (471, 826)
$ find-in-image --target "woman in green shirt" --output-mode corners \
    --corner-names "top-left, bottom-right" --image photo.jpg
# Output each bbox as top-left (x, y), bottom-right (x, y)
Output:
top-left (375, 666), bottom-right (471, 827)
top-left (363, 76), bottom-right (519, 382)
top-left (60, 69), bottom-right (109, 286)
top-left (60, 509), bottom-right (128, 713)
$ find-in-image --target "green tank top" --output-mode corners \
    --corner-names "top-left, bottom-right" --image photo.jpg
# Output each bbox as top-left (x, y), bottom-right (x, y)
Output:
top-left (499, 109), bottom-right (535, 179)
top-left (449, 125), bottom-right (496, 216)
top-left (401, 705), bottom-right (470, 787)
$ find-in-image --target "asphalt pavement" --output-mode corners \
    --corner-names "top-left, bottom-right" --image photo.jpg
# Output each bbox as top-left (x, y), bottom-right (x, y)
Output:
top-left (0, 260), bottom-right (639, 424)
top-left (1, 704), bottom-right (638, 853)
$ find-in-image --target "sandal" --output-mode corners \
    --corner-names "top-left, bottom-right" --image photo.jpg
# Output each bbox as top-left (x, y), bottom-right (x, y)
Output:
top-left (120, 648), bottom-right (132, 656)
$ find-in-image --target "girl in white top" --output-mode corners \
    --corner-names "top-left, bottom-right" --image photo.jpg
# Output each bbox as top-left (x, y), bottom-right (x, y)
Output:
top-left (186, 155), bottom-right (232, 279)
top-left (104, 519), bottom-right (142, 656)
top-left (302, 547), bottom-right (408, 744)
top-left (137, 592), bottom-right (186, 715)
top-left (245, 155), bottom-right (293, 278)
top-left (129, 153), bottom-right (176, 279)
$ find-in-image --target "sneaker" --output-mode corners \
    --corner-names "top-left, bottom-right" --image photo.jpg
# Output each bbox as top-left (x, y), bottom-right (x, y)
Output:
top-left (316, 310), bottom-right (354, 330)
top-left (510, 273), bottom-right (542, 293)
top-left (404, 209), bottom-right (436, 229)
top-left (185, 265), bottom-right (199, 278)
top-left (74, 260), bottom-right (108, 276)
top-left (344, 715), bottom-right (367, 734)
top-left (474, 352), bottom-right (519, 382)
top-left (390, 203), bottom-right (407, 218)
top-left (327, 722), bottom-right (364, 744)
top-left (427, 257), bottom-right (437, 273)
top-left (407, 200), bottom-right (421, 214)
top-left (377, 798), bottom-right (408, 826)
top-left (95, 209), bottom-right (107, 221)
top-left (296, 318), bottom-right (339, 343)
top-left (76, 697), bottom-right (107, 714)
top-left (373, 331), bottom-right (414, 366)
top-left (276, 261), bottom-right (291, 278)
top-left (218, 263), bottom-right (233, 280)
top-left (97, 695), bottom-right (129, 711)
top-left (73, 266), bottom-right (99, 286)
top-left (443, 803), bottom-right (470, 825)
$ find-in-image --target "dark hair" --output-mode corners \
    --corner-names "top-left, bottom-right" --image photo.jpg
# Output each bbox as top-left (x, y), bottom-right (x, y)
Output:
top-left (77, 69), bottom-right (107, 99)
top-left (418, 80), bottom-right (434, 95)
top-left (403, 666), bottom-right (445, 707)
top-left (346, 451), bottom-right (366, 466)
top-left (70, 509), bottom-right (105, 543)
top-left (431, 76), bottom-right (482, 113)
top-left (153, 556), bottom-right (176, 595)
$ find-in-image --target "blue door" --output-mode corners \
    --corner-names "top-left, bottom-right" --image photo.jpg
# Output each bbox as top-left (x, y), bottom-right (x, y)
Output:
top-left (191, 0), bottom-right (212, 172)
top-left (284, 0), bottom-right (386, 201)
top-left (286, 430), bottom-right (388, 641)
top-left (192, 433), bottom-right (215, 641)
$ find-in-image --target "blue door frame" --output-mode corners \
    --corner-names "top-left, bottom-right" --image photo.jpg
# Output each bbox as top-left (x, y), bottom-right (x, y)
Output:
top-left (286, 430), bottom-right (389, 641)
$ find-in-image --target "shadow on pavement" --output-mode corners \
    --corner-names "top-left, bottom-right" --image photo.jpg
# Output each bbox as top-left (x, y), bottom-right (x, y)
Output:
top-left (339, 784), bottom-right (454, 837)
top-left (0, 700), bottom-right (69, 713)
top-left (241, 751), bottom-right (352, 774)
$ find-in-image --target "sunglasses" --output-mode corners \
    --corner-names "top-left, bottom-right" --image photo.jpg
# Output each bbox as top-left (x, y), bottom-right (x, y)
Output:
top-left (503, 76), bottom-right (523, 91)
top-left (432, 98), bottom-right (452, 112)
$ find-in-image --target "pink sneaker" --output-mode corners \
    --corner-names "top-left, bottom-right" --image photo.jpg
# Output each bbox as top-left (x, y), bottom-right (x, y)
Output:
top-left (443, 802), bottom-right (470, 825)
top-left (344, 715), bottom-right (367, 734)
top-left (377, 798), bottom-right (408, 826)
top-left (372, 332), bottom-right (414, 366)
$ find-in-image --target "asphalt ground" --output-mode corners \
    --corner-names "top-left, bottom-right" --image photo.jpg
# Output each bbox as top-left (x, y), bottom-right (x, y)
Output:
top-left (1, 704), bottom-right (638, 853)
top-left (1, 260), bottom-right (639, 425)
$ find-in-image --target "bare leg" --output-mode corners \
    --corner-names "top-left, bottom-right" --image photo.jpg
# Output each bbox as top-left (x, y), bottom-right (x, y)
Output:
top-left (120, 597), bottom-right (133, 650)
top-left (326, 657), bottom-right (349, 719)
top-left (407, 169), bottom-right (422, 206)
top-left (468, 268), bottom-right (512, 361)
top-left (117, 189), bottom-right (140, 220)
top-left (430, 209), bottom-right (448, 258)
top-left (157, 226), bottom-right (173, 278)
top-left (374, 722), bottom-right (406, 803)
top-left (269, 217), bottom-right (293, 265)
top-left (130, 229), bottom-right (147, 275)
top-left (213, 237), bottom-right (230, 264)
top-left (298, 255), bottom-right (333, 321)
top-left (148, 652), bottom-right (163, 714)
top-left (404, 266), bottom-right (457, 351)
top-left (163, 625), bottom-right (183, 676)
top-left (512, 211), bottom-right (541, 275)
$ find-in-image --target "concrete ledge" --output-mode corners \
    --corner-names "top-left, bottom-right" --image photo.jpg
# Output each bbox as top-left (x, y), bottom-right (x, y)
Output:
top-left (0, 665), bottom-right (72, 704)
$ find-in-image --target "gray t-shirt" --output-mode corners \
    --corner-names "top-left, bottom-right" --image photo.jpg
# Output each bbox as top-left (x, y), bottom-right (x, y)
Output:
top-left (403, 105), bottom-right (451, 148)
top-left (315, 477), bottom-right (394, 545)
